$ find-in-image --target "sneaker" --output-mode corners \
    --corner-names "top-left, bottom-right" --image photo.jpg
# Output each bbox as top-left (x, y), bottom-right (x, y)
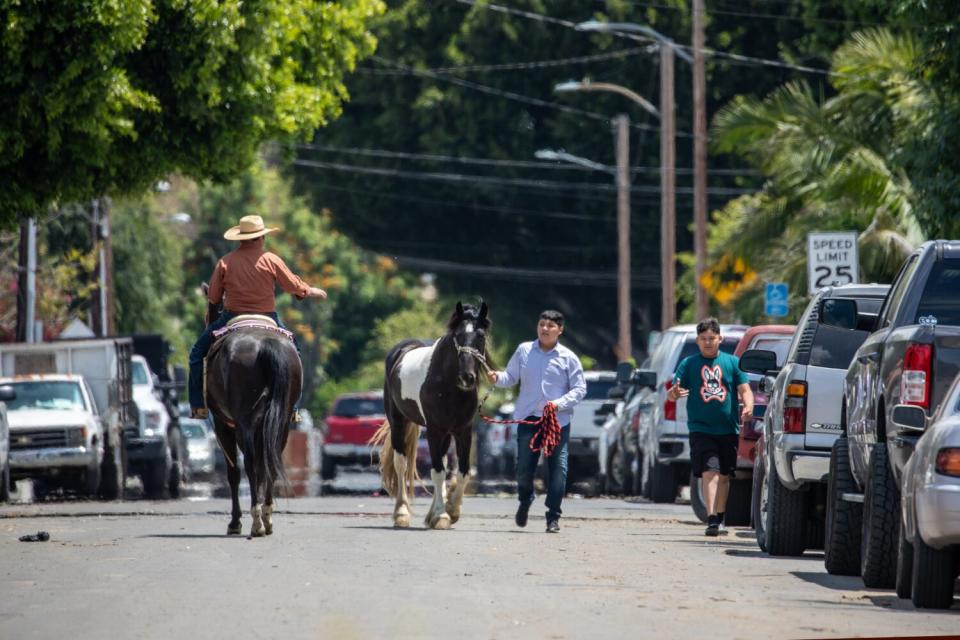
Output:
top-left (190, 407), bottom-right (209, 420)
top-left (515, 501), bottom-right (530, 528)
top-left (546, 520), bottom-right (560, 534)
top-left (705, 522), bottom-right (720, 537)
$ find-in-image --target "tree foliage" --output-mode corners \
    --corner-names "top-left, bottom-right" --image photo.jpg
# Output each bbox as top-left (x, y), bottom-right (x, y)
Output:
top-left (0, 0), bottom-right (384, 228)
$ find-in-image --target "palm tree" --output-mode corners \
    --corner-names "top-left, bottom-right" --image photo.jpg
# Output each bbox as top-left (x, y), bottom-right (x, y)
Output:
top-left (694, 28), bottom-right (930, 322)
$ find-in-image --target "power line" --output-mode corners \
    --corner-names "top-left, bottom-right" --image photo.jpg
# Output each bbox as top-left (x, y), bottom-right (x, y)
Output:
top-left (292, 157), bottom-right (754, 196)
top-left (424, 47), bottom-right (652, 73)
top-left (458, 0), bottom-right (841, 77)
top-left (294, 142), bottom-right (760, 176)
top-left (367, 56), bottom-right (689, 136)
top-left (624, 0), bottom-right (891, 28)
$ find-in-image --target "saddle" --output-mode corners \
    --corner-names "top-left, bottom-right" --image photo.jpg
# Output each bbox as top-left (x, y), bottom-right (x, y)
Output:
top-left (211, 314), bottom-right (294, 342)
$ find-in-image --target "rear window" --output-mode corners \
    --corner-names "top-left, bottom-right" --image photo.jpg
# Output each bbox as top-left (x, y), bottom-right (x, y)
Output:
top-left (585, 379), bottom-right (617, 400)
top-left (333, 397), bottom-right (383, 417)
top-left (914, 259), bottom-right (960, 326)
top-left (808, 326), bottom-right (870, 369)
top-left (674, 337), bottom-right (739, 371)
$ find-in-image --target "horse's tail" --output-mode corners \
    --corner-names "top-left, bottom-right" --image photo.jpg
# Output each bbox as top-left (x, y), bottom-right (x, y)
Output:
top-left (369, 420), bottom-right (419, 498)
top-left (255, 340), bottom-right (293, 488)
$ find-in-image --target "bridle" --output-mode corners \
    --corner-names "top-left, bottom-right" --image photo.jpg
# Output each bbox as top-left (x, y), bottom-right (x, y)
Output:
top-left (454, 342), bottom-right (492, 377)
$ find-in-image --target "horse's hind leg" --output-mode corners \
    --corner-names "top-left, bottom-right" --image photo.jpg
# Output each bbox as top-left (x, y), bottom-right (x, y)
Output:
top-left (215, 420), bottom-right (243, 535)
top-left (426, 432), bottom-right (452, 529)
top-left (263, 478), bottom-right (274, 536)
top-left (445, 430), bottom-right (472, 524)
top-left (241, 426), bottom-right (266, 538)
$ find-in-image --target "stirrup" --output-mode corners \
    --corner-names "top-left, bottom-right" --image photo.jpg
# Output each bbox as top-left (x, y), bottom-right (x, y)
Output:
top-left (191, 407), bottom-right (209, 420)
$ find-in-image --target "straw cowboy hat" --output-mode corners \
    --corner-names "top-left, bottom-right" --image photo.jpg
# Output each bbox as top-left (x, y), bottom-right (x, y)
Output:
top-left (223, 215), bottom-right (279, 241)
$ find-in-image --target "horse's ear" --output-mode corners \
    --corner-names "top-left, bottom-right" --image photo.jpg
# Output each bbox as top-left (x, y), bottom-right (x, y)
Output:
top-left (456, 301), bottom-right (464, 316)
top-left (479, 301), bottom-right (489, 322)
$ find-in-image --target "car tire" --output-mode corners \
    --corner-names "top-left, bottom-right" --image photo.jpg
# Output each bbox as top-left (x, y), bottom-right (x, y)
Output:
top-left (649, 462), bottom-right (676, 504)
top-left (0, 461), bottom-right (10, 503)
top-left (765, 456), bottom-right (807, 556)
top-left (167, 428), bottom-right (184, 499)
top-left (605, 445), bottom-right (625, 495)
top-left (725, 478), bottom-right (752, 527)
top-left (690, 472), bottom-right (707, 523)
top-left (860, 443), bottom-right (899, 589)
top-left (630, 449), bottom-right (643, 497)
top-left (895, 528), bottom-right (913, 600)
top-left (83, 462), bottom-right (101, 498)
top-left (143, 458), bottom-right (169, 499)
top-left (911, 534), bottom-right (956, 609)
top-left (320, 455), bottom-right (337, 481)
top-left (752, 454), bottom-right (768, 552)
top-left (825, 437), bottom-right (862, 575)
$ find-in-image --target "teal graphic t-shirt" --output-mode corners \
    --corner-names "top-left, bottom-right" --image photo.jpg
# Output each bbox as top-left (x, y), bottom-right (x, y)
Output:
top-left (674, 351), bottom-right (748, 435)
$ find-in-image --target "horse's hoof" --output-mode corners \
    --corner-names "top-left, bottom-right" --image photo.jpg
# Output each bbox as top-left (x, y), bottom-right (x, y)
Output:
top-left (227, 523), bottom-right (242, 535)
top-left (394, 514), bottom-right (411, 528)
top-left (250, 525), bottom-right (266, 538)
top-left (432, 514), bottom-right (451, 530)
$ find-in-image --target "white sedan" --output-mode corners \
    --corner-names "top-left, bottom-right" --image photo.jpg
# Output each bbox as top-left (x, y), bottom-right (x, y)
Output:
top-left (895, 372), bottom-right (960, 609)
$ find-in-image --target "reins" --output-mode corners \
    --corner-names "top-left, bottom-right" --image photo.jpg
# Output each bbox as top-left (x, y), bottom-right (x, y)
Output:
top-left (458, 343), bottom-right (563, 457)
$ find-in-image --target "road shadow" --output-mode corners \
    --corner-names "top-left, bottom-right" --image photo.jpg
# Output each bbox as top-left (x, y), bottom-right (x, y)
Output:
top-left (725, 548), bottom-right (824, 560)
top-left (790, 571), bottom-right (879, 592)
top-left (141, 534), bottom-right (246, 539)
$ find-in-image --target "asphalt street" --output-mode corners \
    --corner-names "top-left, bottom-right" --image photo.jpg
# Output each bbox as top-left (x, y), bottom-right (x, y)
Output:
top-left (1, 478), bottom-right (957, 639)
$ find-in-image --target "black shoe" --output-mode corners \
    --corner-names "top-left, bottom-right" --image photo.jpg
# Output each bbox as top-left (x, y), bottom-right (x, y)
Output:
top-left (705, 523), bottom-right (720, 537)
top-left (515, 502), bottom-right (530, 528)
top-left (546, 520), bottom-right (560, 533)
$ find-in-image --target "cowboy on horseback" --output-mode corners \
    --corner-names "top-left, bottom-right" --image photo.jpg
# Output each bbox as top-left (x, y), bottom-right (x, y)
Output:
top-left (188, 214), bottom-right (326, 420)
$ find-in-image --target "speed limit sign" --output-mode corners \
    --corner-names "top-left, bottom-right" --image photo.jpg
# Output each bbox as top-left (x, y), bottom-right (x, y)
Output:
top-left (807, 232), bottom-right (859, 293)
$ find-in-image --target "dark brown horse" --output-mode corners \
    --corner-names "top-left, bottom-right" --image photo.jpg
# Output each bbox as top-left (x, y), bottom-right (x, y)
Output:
top-left (206, 320), bottom-right (301, 537)
top-left (371, 301), bottom-right (490, 528)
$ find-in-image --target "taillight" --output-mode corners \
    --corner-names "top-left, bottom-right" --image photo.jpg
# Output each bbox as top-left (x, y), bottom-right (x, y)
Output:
top-left (664, 381), bottom-right (676, 421)
top-left (935, 448), bottom-right (960, 477)
top-left (783, 381), bottom-right (807, 434)
top-left (902, 343), bottom-right (933, 408)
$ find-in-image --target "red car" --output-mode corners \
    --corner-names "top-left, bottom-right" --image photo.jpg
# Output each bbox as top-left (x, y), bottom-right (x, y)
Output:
top-left (734, 325), bottom-right (796, 473)
top-left (320, 391), bottom-right (385, 480)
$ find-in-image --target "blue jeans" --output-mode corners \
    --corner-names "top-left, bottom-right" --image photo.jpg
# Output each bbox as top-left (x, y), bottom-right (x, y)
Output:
top-left (516, 420), bottom-right (570, 522)
top-left (188, 311), bottom-right (285, 410)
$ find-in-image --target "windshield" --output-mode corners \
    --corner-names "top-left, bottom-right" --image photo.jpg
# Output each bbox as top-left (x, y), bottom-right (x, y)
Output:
top-left (132, 360), bottom-right (150, 385)
top-left (585, 379), bottom-right (617, 400)
top-left (333, 397), bottom-right (383, 418)
top-left (5, 381), bottom-right (86, 412)
top-left (181, 422), bottom-right (208, 439)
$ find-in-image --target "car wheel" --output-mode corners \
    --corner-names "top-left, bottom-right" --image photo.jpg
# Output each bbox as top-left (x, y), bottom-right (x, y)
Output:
top-left (860, 443), bottom-right (899, 588)
top-left (606, 445), bottom-right (625, 495)
top-left (911, 534), bottom-right (957, 609)
top-left (143, 457), bottom-right (169, 499)
top-left (167, 428), bottom-right (184, 499)
top-left (99, 438), bottom-right (125, 501)
top-left (0, 461), bottom-right (10, 503)
top-left (752, 454), bottom-right (768, 552)
top-left (765, 455), bottom-right (807, 556)
top-left (895, 528), bottom-right (913, 600)
top-left (320, 455), bottom-right (337, 481)
top-left (630, 449), bottom-right (643, 497)
top-left (689, 471), bottom-right (707, 523)
top-left (824, 438), bottom-right (862, 575)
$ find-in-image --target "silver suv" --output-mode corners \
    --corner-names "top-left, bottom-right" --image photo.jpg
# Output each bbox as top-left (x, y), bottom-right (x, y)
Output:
top-left (740, 283), bottom-right (889, 556)
top-left (635, 324), bottom-right (747, 503)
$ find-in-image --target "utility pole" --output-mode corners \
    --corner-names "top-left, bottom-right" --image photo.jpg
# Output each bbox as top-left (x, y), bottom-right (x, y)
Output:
top-left (692, 0), bottom-right (709, 319)
top-left (660, 43), bottom-right (677, 329)
top-left (614, 114), bottom-right (632, 362)
top-left (16, 218), bottom-right (38, 342)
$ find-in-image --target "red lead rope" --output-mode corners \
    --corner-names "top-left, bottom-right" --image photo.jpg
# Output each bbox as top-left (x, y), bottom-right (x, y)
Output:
top-left (478, 402), bottom-right (562, 457)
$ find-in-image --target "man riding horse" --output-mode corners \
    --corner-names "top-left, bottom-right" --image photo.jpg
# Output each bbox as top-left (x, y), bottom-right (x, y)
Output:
top-left (188, 214), bottom-right (327, 421)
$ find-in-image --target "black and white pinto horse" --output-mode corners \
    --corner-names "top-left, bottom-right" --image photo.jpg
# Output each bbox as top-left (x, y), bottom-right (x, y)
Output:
top-left (371, 301), bottom-right (490, 529)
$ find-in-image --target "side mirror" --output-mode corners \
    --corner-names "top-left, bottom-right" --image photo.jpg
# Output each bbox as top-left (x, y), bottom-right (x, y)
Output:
top-left (0, 385), bottom-right (15, 402)
top-left (595, 401), bottom-right (618, 418)
top-left (740, 349), bottom-right (779, 375)
top-left (616, 361), bottom-right (634, 384)
top-left (631, 369), bottom-right (658, 390)
top-left (891, 404), bottom-right (927, 432)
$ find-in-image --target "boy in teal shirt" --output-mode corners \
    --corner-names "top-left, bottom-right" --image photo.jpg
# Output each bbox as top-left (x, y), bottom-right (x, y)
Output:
top-left (669, 317), bottom-right (753, 536)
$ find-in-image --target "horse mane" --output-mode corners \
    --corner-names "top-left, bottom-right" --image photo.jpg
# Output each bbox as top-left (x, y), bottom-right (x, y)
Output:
top-left (445, 301), bottom-right (491, 332)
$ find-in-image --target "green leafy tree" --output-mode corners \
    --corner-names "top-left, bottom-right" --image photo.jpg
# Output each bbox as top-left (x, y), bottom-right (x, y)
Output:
top-left (0, 0), bottom-right (384, 228)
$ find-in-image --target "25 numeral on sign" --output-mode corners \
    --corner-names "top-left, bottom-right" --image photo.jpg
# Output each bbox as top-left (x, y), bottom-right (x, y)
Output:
top-left (813, 264), bottom-right (854, 289)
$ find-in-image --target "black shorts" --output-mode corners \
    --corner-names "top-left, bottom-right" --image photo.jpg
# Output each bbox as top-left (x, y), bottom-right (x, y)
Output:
top-left (689, 432), bottom-right (738, 477)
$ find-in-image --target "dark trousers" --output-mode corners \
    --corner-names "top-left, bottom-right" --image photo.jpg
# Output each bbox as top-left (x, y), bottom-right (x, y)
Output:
top-left (516, 419), bottom-right (570, 521)
top-left (188, 311), bottom-right (285, 410)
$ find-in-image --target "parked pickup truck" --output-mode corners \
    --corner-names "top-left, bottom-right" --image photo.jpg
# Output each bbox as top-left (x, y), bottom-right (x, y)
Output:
top-left (822, 240), bottom-right (960, 589)
top-left (0, 338), bottom-right (136, 499)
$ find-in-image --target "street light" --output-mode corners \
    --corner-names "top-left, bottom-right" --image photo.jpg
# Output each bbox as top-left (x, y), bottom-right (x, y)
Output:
top-left (575, 19), bottom-right (685, 329)
top-left (534, 148), bottom-right (612, 173)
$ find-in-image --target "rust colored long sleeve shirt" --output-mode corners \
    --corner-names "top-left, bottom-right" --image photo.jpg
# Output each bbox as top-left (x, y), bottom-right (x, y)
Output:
top-left (207, 243), bottom-right (310, 313)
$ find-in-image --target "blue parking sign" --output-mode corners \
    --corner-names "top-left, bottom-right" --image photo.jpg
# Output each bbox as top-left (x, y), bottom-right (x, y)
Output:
top-left (765, 282), bottom-right (789, 317)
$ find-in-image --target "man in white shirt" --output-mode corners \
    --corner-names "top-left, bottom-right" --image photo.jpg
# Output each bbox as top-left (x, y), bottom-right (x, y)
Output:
top-left (487, 310), bottom-right (587, 533)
